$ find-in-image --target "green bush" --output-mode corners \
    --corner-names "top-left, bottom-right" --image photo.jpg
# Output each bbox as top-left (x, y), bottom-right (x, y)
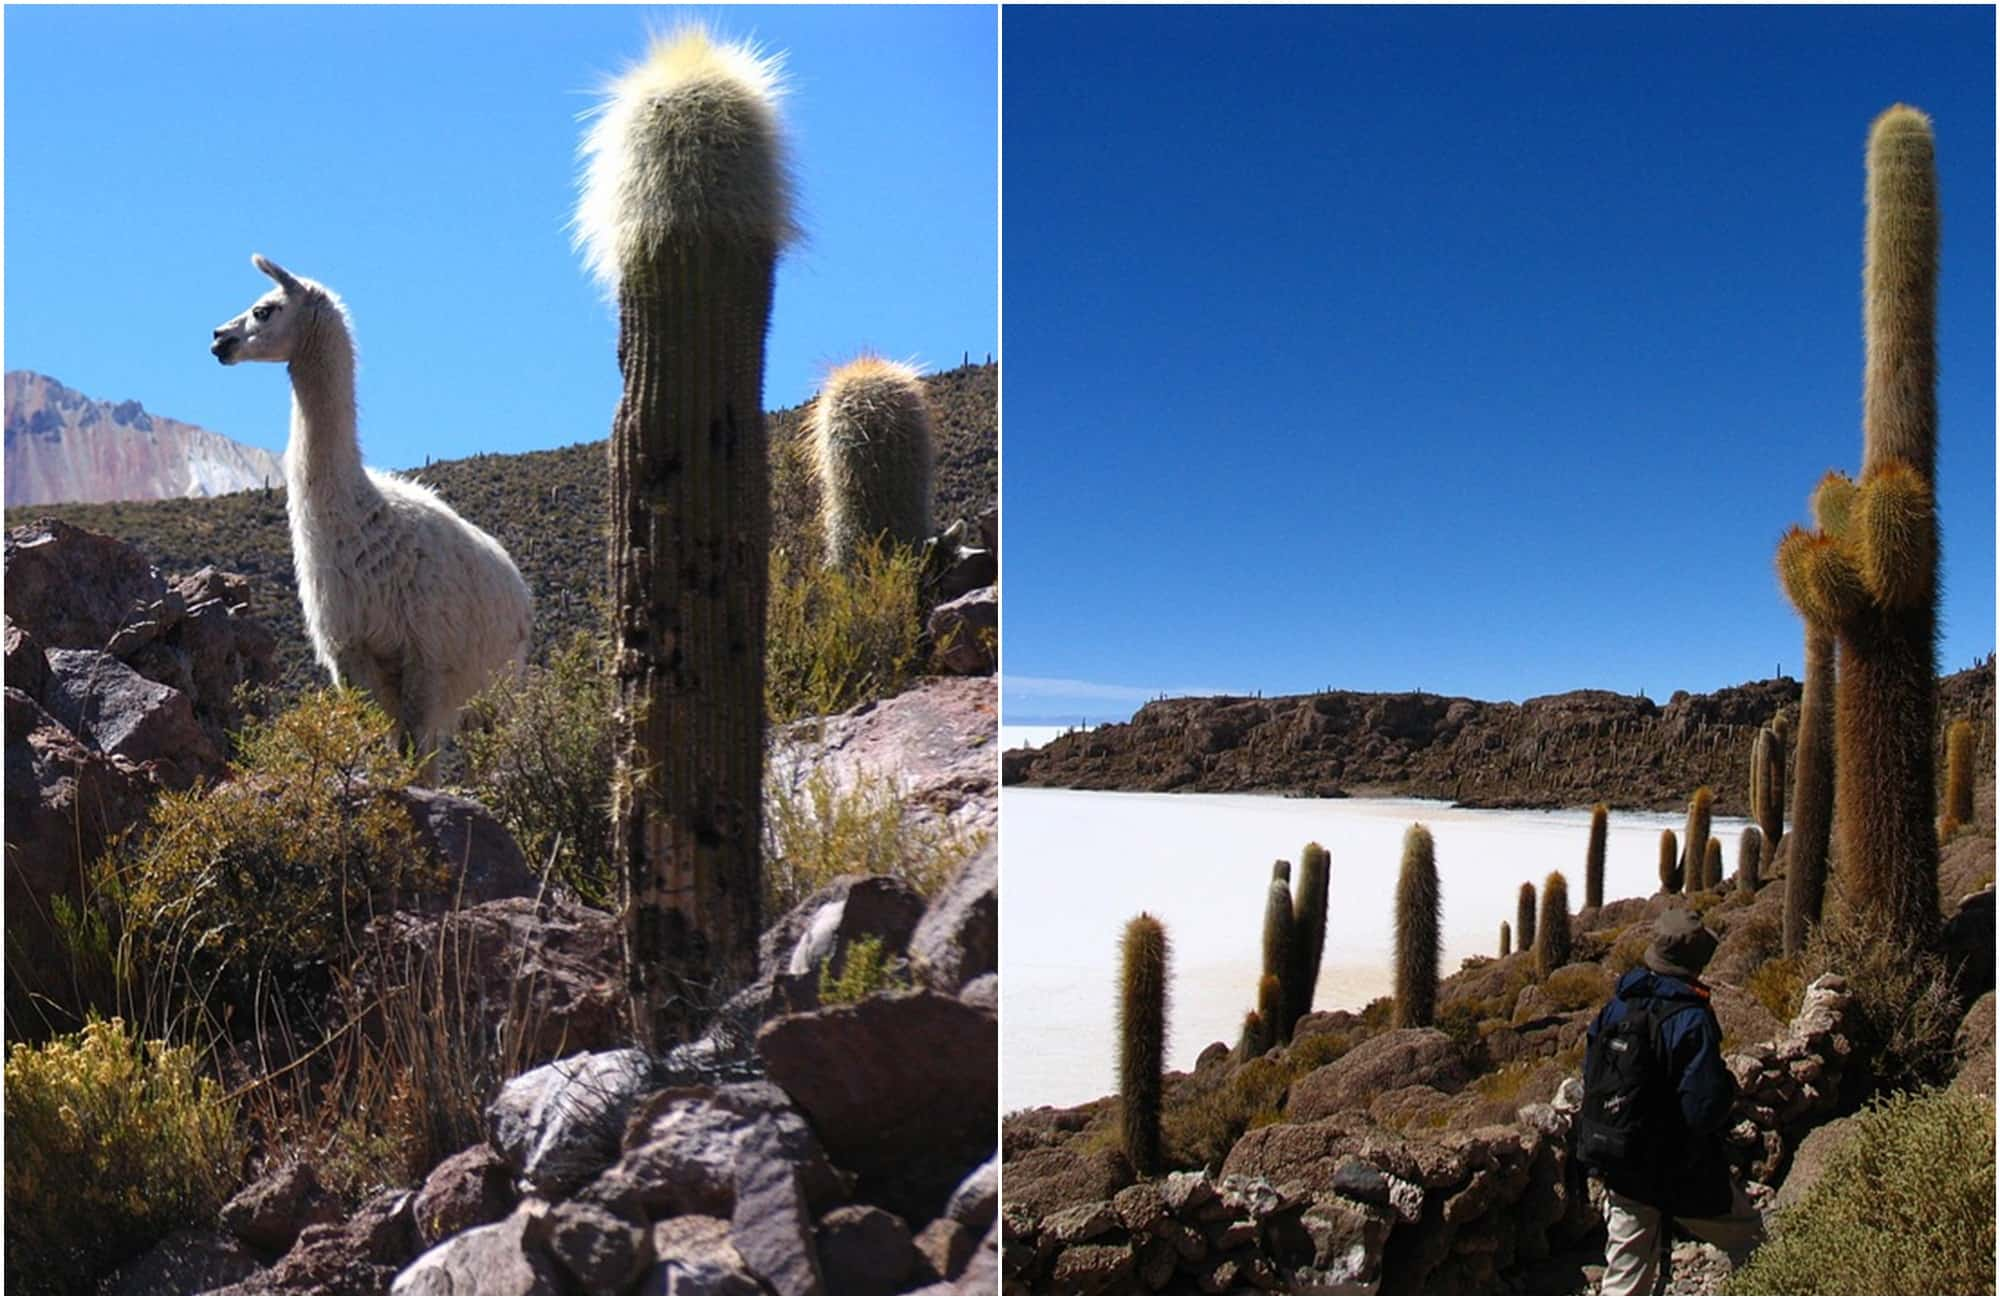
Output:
top-left (818, 935), bottom-right (909, 1006)
top-left (1728, 1088), bottom-right (1994, 1295)
top-left (4, 1017), bottom-right (242, 1293)
top-left (763, 752), bottom-right (983, 915)
top-left (461, 628), bottom-right (616, 907)
top-left (767, 536), bottom-right (927, 724)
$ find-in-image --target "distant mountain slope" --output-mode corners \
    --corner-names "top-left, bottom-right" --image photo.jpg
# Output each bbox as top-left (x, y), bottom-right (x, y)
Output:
top-left (4, 371), bottom-right (284, 507)
top-left (4, 362), bottom-right (998, 694)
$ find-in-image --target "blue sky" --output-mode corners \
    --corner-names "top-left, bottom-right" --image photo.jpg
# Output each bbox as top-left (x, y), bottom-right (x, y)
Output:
top-left (5, 5), bottom-right (996, 465)
top-left (1003, 5), bottom-right (1996, 722)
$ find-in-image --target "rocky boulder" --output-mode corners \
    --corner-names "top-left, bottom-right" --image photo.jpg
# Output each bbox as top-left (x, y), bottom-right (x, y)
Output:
top-left (1288, 1028), bottom-right (1471, 1123)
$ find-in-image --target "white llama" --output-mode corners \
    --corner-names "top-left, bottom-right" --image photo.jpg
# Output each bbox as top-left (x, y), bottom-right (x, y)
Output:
top-left (210, 254), bottom-right (533, 774)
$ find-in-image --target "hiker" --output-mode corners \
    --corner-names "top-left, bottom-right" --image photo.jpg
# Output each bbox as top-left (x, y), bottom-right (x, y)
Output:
top-left (1578, 906), bottom-right (1766, 1294)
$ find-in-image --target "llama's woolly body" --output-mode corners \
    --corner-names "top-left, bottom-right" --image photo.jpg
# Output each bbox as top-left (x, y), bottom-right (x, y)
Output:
top-left (215, 256), bottom-right (531, 762)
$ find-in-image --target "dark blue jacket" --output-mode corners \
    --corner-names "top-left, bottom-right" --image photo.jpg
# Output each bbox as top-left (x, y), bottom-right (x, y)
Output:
top-left (1586, 968), bottom-right (1737, 1214)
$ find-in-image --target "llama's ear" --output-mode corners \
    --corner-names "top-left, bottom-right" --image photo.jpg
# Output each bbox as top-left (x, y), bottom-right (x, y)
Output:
top-left (252, 253), bottom-right (303, 294)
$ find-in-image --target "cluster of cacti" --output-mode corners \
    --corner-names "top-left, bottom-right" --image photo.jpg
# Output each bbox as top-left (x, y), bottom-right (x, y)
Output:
top-left (1516, 880), bottom-right (1537, 953)
top-left (1751, 722), bottom-right (1787, 859)
top-left (1784, 479), bottom-right (1842, 954)
top-left (1585, 803), bottom-right (1608, 911)
top-left (1394, 825), bottom-right (1440, 1029)
top-left (1659, 828), bottom-right (1681, 894)
top-left (1942, 718), bottom-right (1975, 838)
top-left (810, 356), bottom-right (936, 569)
top-left (1738, 825), bottom-right (1764, 893)
top-left (1775, 105), bottom-right (1943, 950)
top-left (1535, 870), bottom-right (1571, 978)
top-left (1287, 843), bottom-right (1331, 1040)
top-left (583, 29), bottom-right (793, 1048)
top-left (1498, 920), bottom-right (1512, 958)
top-left (1702, 837), bottom-right (1723, 893)
top-left (1118, 913), bottom-right (1170, 1175)
top-left (1260, 864), bottom-right (1295, 1038)
top-left (1681, 787), bottom-right (1714, 892)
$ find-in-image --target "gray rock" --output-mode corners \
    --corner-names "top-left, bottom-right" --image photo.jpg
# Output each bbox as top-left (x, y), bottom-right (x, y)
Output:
top-left (958, 972), bottom-right (998, 1012)
top-left (97, 1228), bottom-right (262, 1296)
top-left (816, 1204), bottom-right (915, 1294)
top-left (913, 1217), bottom-right (976, 1285)
top-left (583, 1081), bottom-right (844, 1221)
top-left (5, 618), bottom-right (50, 702)
top-left (219, 1161), bottom-right (342, 1255)
top-left (534, 1199), bottom-right (651, 1292)
top-left (730, 1118), bottom-right (825, 1294)
top-left (1953, 991), bottom-right (1996, 1098)
top-left (391, 1205), bottom-right (563, 1296)
top-left (414, 1144), bottom-right (517, 1248)
top-left (944, 1155), bottom-right (998, 1231)
top-left (643, 1216), bottom-right (761, 1295)
top-left (928, 586), bottom-right (997, 675)
top-left (43, 647), bottom-right (220, 783)
top-left (251, 1188), bottom-right (418, 1296)
top-left (1288, 1029), bottom-right (1471, 1123)
top-left (909, 840), bottom-right (998, 992)
top-left (393, 787), bottom-right (539, 908)
top-left (486, 1048), bottom-right (655, 1200)
top-left (4, 518), bottom-right (167, 650)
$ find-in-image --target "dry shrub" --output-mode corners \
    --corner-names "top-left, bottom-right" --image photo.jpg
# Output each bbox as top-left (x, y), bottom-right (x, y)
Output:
top-left (766, 537), bottom-right (927, 723)
top-left (763, 751), bottom-right (984, 915)
top-left (1804, 920), bottom-right (1962, 1093)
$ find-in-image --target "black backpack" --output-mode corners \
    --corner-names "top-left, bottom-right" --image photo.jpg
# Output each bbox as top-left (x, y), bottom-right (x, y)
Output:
top-left (1576, 992), bottom-right (1689, 1203)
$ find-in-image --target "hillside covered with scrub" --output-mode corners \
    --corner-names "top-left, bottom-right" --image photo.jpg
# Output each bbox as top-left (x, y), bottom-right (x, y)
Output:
top-left (4, 361), bottom-right (996, 697)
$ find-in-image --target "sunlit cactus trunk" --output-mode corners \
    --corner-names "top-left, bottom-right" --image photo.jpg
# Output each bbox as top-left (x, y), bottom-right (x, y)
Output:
top-left (1119, 913), bottom-right (1170, 1175)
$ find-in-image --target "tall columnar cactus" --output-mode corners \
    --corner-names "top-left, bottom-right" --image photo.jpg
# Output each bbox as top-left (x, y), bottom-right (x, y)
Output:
top-left (1256, 974), bottom-right (1283, 1047)
top-left (1499, 920), bottom-right (1512, 958)
top-left (1394, 825), bottom-right (1440, 1029)
top-left (1703, 837), bottom-right (1724, 893)
top-left (1776, 105), bottom-right (1943, 950)
top-left (1516, 881), bottom-right (1537, 954)
top-left (810, 356), bottom-right (935, 569)
top-left (1681, 788), bottom-right (1714, 891)
top-left (1288, 843), bottom-right (1331, 1041)
top-left (1738, 826), bottom-right (1764, 894)
top-left (579, 29), bottom-right (795, 1049)
top-left (1784, 476), bottom-right (1843, 955)
top-left (1659, 829), bottom-right (1681, 894)
top-left (1535, 871), bottom-right (1571, 978)
top-left (1942, 718), bottom-right (1975, 836)
top-left (1752, 725), bottom-right (1787, 853)
top-left (1118, 913), bottom-right (1170, 1175)
top-left (1585, 803), bottom-right (1608, 911)
top-left (1261, 876), bottom-right (1294, 1037)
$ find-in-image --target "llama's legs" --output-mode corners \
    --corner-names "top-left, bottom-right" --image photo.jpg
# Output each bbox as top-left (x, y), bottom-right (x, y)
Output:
top-left (332, 648), bottom-right (404, 735)
top-left (397, 660), bottom-right (444, 784)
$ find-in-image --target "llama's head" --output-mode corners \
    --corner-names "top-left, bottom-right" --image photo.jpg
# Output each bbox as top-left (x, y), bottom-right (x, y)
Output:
top-left (211, 254), bottom-right (335, 365)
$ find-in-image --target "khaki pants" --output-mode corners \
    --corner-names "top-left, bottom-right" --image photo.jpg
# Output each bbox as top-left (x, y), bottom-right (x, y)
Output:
top-left (1600, 1185), bottom-right (1765, 1296)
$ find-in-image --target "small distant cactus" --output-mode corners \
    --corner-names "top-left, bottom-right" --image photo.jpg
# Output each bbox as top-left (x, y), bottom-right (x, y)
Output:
top-left (1118, 913), bottom-right (1170, 1175)
top-left (811, 356), bottom-right (935, 569)
top-left (1261, 877), bottom-right (1294, 1038)
top-left (1738, 826), bottom-right (1763, 893)
top-left (1703, 837), bottom-right (1723, 893)
top-left (1682, 788), bottom-right (1714, 889)
top-left (1535, 871), bottom-right (1571, 978)
top-left (1752, 725), bottom-right (1787, 853)
top-left (1234, 1008), bottom-right (1269, 1064)
top-left (1516, 881), bottom-right (1537, 953)
top-left (1394, 825), bottom-right (1440, 1029)
top-left (1585, 803), bottom-right (1608, 911)
top-left (1943, 718), bottom-right (1975, 836)
top-left (1288, 843), bottom-right (1331, 1041)
top-left (1659, 829), bottom-right (1681, 894)
top-left (1499, 920), bottom-right (1512, 958)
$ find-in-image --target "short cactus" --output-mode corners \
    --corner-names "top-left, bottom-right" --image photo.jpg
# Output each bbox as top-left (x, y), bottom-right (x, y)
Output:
top-left (1752, 725), bottom-right (1786, 852)
top-left (810, 356), bottom-right (935, 569)
top-left (1943, 718), bottom-right (1975, 836)
top-left (1499, 920), bottom-right (1512, 958)
top-left (1261, 877), bottom-right (1294, 1038)
top-left (1738, 826), bottom-right (1764, 894)
top-left (1585, 803), bottom-right (1608, 911)
top-left (1535, 871), bottom-right (1571, 978)
top-left (1394, 825), bottom-right (1440, 1029)
top-left (1288, 843), bottom-right (1331, 1042)
top-left (1682, 788), bottom-right (1714, 890)
top-left (1516, 881), bottom-right (1536, 954)
top-left (1118, 913), bottom-right (1170, 1175)
top-left (1703, 837), bottom-right (1723, 893)
top-left (1234, 1009), bottom-right (1269, 1064)
top-left (1256, 973), bottom-right (1283, 1047)
top-left (1659, 828), bottom-right (1681, 894)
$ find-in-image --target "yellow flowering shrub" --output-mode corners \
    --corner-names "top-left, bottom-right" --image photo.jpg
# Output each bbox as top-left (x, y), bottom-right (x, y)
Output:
top-left (4, 1018), bottom-right (241, 1292)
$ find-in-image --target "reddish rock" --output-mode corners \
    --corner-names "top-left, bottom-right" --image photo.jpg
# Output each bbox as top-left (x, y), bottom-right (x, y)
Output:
top-left (583, 1082), bottom-right (844, 1221)
top-left (413, 1144), bottom-right (516, 1248)
top-left (3, 518), bottom-right (168, 650)
top-left (815, 1204), bottom-right (915, 1294)
top-left (1288, 1029), bottom-right (1471, 1123)
top-left (928, 586), bottom-right (997, 676)
top-left (913, 1217), bottom-right (976, 1284)
top-left (642, 1215), bottom-right (759, 1295)
top-left (782, 675), bottom-right (997, 840)
top-left (219, 1162), bottom-right (343, 1255)
top-left (98, 1228), bottom-right (263, 1296)
top-left (43, 647), bottom-right (221, 785)
top-left (1001, 1146), bottom-right (1134, 1223)
top-left (391, 1203), bottom-right (561, 1296)
top-left (533, 1199), bottom-right (650, 1292)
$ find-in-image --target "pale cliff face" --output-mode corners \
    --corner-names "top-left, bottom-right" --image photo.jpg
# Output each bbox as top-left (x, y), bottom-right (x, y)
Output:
top-left (4, 370), bottom-right (283, 507)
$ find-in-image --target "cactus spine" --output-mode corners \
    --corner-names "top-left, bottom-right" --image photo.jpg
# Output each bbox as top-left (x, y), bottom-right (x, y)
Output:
top-left (1535, 870), bottom-right (1571, 978)
top-left (1118, 913), bottom-right (1170, 1175)
top-left (1681, 788), bottom-right (1714, 892)
top-left (1516, 881), bottom-right (1537, 954)
top-left (581, 29), bottom-right (794, 1049)
top-left (1261, 875), bottom-right (1294, 1038)
top-left (1659, 829), bottom-right (1681, 894)
top-left (1394, 825), bottom-right (1440, 1029)
top-left (1499, 920), bottom-right (1512, 958)
top-left (1942, 718), bottom-right (1975, 836)
top-left (1776, 105), bottom-right (1943, 949)
top-left (1585, 803), bottom-right (1608, 911)
top-left (810, 356), bottom-right (935, 568)
top-left (1738, 826), bottom-right (1764, 893)
top-left (1287, 843), bottom-right (1331, 1041)
top-left (1784, 478), bottom-right (1843, 955)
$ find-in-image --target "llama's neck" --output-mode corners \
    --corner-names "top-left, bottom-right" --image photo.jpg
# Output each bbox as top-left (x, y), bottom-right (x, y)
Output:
top-left (284, 307), bottom-right (368, 503)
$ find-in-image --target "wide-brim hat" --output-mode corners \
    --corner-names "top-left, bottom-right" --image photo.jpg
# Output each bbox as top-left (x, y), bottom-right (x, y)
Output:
top-left (1644, 906), bottom-right (1718, 979)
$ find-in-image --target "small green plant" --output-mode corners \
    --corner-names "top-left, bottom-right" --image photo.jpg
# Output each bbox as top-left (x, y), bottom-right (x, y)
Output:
top-left (763, 750), bottom-right (982, 916)
top-left (461, 627), bottom-right (617, 907)
top-left (4, 1018), bottom-right (243, 1293)
top-left (1394, 825), bottom-right (1440, 1029)
top-left (818, 935), bottom-right (908, 1006)
top-left (767, 536), bottom-right (927, 723)
top-left (1118, 913), bottom-right (1170, 1175)
top-left (1727, 1088), bottom-right (1994, 1295)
